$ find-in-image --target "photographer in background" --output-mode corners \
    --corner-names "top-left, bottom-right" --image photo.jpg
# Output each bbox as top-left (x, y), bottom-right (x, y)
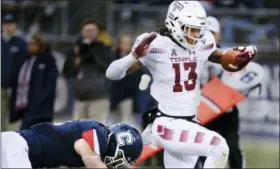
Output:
top-left (63, 19), bottom-right (114, 122)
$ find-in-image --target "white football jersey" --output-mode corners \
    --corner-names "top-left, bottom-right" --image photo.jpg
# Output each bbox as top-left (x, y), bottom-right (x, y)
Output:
top-left (201, 61), bottom-right (264, 97)
top-left (133, 31), bottom-right (217, 116)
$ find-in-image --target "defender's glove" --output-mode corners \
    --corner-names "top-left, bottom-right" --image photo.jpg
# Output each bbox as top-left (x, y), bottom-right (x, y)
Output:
top-left (132, 33), bottom-right (157, 59)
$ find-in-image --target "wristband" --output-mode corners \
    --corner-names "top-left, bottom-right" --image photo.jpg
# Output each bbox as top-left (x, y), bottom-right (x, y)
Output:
top-left (82, 155), bottom-right (101, 161)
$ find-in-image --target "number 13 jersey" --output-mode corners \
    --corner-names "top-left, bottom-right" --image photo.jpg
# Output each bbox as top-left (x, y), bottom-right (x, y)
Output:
top-left (134, 31), bottom-right (217, 116)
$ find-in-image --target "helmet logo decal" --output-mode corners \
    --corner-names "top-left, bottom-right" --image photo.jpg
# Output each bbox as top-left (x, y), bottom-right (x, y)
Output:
top-left (172, 1), bottom-right (184, 12)
top-left (116, 131), bottom-right (133, 146)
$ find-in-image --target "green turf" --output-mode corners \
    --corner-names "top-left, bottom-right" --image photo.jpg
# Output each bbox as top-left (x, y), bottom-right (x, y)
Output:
top-left (241, 137), bottom-right (279, 168)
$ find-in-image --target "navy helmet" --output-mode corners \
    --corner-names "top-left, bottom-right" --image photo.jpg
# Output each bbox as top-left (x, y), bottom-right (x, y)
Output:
top-left (104, 122), bottom-right (143, 168)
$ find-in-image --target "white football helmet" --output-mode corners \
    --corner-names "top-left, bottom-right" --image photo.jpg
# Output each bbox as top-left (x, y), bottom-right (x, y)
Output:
top-left (165, 1), bottom-right (207, 49)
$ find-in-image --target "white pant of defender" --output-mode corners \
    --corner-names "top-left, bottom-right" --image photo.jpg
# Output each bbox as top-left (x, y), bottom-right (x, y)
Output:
top-left (142, 116), bottom-right (229, 168)
top-left (1, 131), bottom-right (32, 168)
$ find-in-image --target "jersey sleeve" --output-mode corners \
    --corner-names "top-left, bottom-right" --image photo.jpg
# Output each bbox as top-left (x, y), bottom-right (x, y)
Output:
top-left (132, 32), bottom-right (152, 66)
top-left (78, 120), bottom-right (109, 157)
top-left (82, 129), bottom-right (101, 156)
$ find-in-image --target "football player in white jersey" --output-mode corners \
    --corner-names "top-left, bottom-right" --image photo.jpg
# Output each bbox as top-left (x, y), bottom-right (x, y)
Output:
top-left (106, 1), bottom-right (257, 168)
top-left (197, 16), bottom-right (265, 169)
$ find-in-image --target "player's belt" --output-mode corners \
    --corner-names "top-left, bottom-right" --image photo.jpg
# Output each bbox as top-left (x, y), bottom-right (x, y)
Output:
top-left (157, 109), bottom-right (197, 123)
top-left (142, 103), bottom-right (197, 125)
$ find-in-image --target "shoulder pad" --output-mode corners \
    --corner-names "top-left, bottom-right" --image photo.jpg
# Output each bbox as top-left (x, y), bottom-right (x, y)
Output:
top-left (197, 31), bottom-right (216, 52)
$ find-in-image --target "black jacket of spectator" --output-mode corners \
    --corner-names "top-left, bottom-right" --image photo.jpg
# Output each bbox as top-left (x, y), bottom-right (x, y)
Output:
top-left (63, 37), bottom-right (114, 100)
top-left (9, 48), bottom-right (58, 129)
top-left (1, 35), bottom-right (27, 89)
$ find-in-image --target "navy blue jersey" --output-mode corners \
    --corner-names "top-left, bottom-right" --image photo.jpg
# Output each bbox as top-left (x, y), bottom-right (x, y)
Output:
top-left (18, 120), bottom-right (109, 168)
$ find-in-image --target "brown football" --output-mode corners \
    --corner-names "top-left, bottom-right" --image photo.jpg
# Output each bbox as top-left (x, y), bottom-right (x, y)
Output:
top-left (220, 49), bottom-right (241, 72)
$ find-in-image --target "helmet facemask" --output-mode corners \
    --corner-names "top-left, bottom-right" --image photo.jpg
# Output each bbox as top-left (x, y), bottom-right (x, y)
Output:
top-left (104, 149), bottom-right (131, 169)
top-left (104, 133), bottom-right (132, 169)
top-left (182, 24), bottom-right (206, 48)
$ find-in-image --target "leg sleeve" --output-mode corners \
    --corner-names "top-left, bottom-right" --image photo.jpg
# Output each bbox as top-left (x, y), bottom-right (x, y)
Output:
top-left (164, 150), bottom-right (199, 168)
top-left (152, 117), bottom-right (229, 168)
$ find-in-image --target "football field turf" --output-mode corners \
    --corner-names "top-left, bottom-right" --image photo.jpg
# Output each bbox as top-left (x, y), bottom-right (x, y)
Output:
top-left (239, 136), bottom-right (279, 168)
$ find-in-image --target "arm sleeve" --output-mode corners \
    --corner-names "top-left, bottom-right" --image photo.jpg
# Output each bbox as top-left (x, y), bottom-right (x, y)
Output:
top-left (105, 53), bottom-right (138, 80)
top-left (105, 33), bottom-right (150, 80)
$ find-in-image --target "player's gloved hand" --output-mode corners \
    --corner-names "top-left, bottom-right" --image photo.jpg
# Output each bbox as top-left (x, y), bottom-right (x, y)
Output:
top-left (132, 33), bottom-right (157, 59)
top-left (233, 45), bottom-right (257, 69)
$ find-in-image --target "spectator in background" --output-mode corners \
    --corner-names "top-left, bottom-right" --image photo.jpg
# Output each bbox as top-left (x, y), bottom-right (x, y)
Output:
top-left (63, 19), bottom-right (113, 122)
top-left (107, 35), bottom-right (143, 126)
top-left (218, 0), bottom-right (264, 42)
top-left (98, 24), bottom-right (113, 47)
top-left (1, 13), bottom-right (27, 131)
top-left (9, 34), bottom-right (58, 129)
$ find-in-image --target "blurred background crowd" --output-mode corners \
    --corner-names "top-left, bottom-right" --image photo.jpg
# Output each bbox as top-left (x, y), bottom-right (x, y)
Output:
top-left (1, 0), bottom-right (279, 168)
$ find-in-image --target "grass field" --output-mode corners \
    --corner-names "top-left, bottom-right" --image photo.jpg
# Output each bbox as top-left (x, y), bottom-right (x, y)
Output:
top-left (240, 136), bottom-right (279, 168)
top-left (7, 121), bottom-right (279, 168)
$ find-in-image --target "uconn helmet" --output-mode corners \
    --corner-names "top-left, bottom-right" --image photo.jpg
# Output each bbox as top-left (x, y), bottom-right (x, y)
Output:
top-left (104, 122), bottom-right (143, 168)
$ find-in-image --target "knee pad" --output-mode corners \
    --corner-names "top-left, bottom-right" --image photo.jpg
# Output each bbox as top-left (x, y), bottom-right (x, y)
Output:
top-left (142, 124), bottom-right (157, 145)
top-left (211, 137), bottom-right (229, 158)
top-left (204, 138), bottom-right (229, 168)
top-left (221, 138), bottom-right (229, 156)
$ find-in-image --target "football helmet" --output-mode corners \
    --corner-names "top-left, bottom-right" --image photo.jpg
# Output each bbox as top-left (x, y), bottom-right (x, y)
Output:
top-left (206, 16), bottom-right (220, 34)
top-left (165, 1), bottom-right (207, 49)
top-left (104, 123), bottom-right (143, 168)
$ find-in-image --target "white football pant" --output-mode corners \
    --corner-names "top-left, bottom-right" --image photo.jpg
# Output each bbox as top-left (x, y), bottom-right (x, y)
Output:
top-left (143, 116), bottom-right (229, 168)
top-left (1, 131), bottom-right (32, 168)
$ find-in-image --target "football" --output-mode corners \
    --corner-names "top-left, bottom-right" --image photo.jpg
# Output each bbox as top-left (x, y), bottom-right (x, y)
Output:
top-left (220, 49), bottom-right (241, 72)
